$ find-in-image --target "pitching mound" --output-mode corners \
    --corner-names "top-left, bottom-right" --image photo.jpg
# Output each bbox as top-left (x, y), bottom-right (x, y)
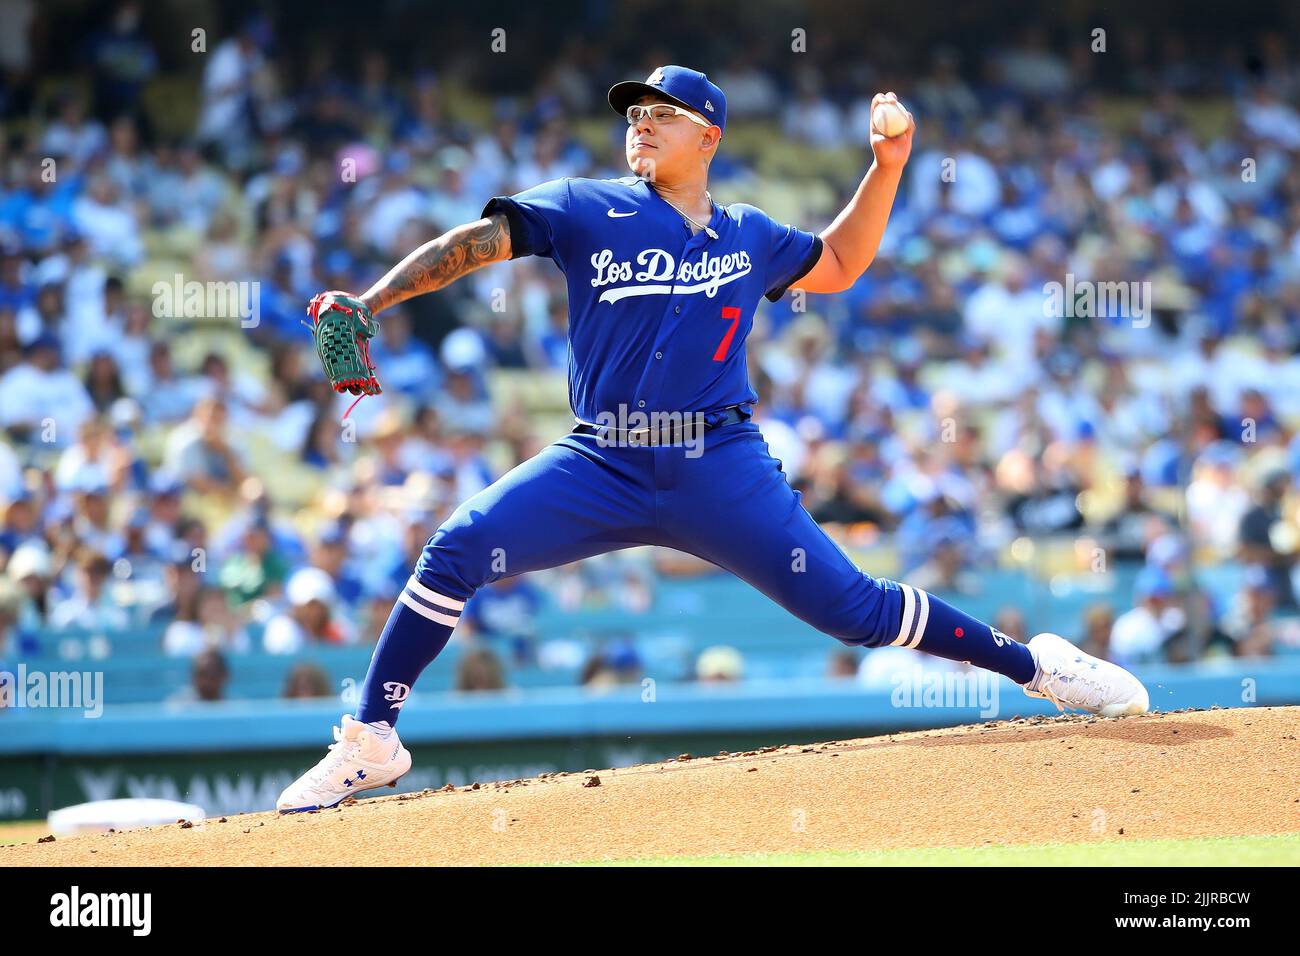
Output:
top-left (5, 706), bottom-right (1298, 866)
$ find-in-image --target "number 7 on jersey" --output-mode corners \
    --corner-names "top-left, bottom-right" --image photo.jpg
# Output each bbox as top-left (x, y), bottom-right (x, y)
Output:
top-left (713, 306), bottom-right (741, 362)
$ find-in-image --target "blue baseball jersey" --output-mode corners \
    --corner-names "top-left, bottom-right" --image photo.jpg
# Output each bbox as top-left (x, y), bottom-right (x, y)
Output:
top-left (355, 174), bottom-right (1042, 737)
top-left (483, 176), bottom-right (822, 423)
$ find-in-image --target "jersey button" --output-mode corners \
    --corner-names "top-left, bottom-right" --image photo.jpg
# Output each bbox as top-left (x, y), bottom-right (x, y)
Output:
top-left (655, 351), bottom-right (663, 359)
top-left (637, 400), bottom-right (646, 408)
top-left (674, 306), bottom-right (681, 313)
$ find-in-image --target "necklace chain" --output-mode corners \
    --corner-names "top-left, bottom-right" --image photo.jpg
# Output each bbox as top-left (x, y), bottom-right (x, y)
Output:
top-left (655, 187), bottom-right (718, 239)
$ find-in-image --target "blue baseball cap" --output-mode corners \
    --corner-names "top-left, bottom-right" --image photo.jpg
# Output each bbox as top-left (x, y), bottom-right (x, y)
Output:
top-left (149, 470), bottom-right (184, 497)
top-left (317, 521), bottom-right (347, 546)
top-left (1134, 566), bottom-right (1175, 601)
top-left (1243, 564), bottom-right (1274, 594)
top-left (608, 65), bottom-right (727, 133)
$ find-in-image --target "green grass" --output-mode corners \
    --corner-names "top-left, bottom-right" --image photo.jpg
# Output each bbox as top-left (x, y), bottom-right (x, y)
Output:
top-left (569, 833), bottom-right (1300, 866)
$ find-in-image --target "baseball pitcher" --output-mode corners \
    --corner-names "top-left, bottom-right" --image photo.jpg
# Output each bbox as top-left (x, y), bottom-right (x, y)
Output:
top-left (280, 66), bottom-right (1147, 812)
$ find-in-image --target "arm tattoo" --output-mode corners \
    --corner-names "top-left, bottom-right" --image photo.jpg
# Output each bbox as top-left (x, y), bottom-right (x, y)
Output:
top-left (360, 213), bottom-right (511, 314)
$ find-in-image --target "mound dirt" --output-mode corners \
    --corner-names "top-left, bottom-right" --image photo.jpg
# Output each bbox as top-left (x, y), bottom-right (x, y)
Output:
top-left (5, 705), bottom-right (1298, 866)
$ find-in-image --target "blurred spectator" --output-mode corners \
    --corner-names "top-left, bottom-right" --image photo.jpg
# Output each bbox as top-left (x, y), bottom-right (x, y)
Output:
top-left (0, 488), bottom-right (39, 555)
top-left (1078, 603), bottom-right (1116, 660)
top-left (196, 19), bottom-right (268, 160)
top-left (5, 541), bottom-right (52, 649)
top-left (994, 607), bottom-right (1027, 643)
top-left (0, 335), bottom-right (94, 445)
top-left (998, 446), bottom-right (1085, 535)
top-left (169, 648), bottom-right (229, 704)
top-left (262, 567), bottom-right (354, 654)
top-left (435, 366), bottom-right (494, 436)
top-left (486, 315), bottom-right (528, 369)
top-left (195, 351), bottom-right (267, 428)
top-left (781, 71), bottom-right (844, 148)
top-left (581, 639), bottom-right (642, 688)
top-left (145, 547), bottom-right (200, 626)
top-left (1237, 468), bottom-right (1296, 609)
top-left (138, 341), bottom-right (202, 425)
top-left (717, 52), bottom-right (779, 119)
top-left (696, 644), bottom-right (744, 683)
top-left (1219, 566), bottom-right (1281, 658)
top-left (54, 417), bottom-right (126, 495)
top-left (117, 506), bottom-right (165, 587)
top-left (358, 594), bottom-right (397, 645)
top-left (0, 576), bottom-right (22, 659)
top-left (1109, 566), bottom-right (1185, 666)
top-left (459, 576), bottom-right (542, 663)
top-left (1185, 443), bottom-right (1251, 557)
top-left (84, 351), bottom-right (127, 413)
top-left (826, 649), bottom-right (859, 679)
top-left (371, 307), bottom-right (440, 400)
top-left (0, 434), bottom-right (19, 492)
top-left (361, 410), bottom-right (412, 487)
top-left (48, 549), bottom-right (128, 632)
top-left (283, 662), bottom-right (334, 699)
top-left (219, 516), bottom-right (289, 606)
top-left (1099, 465), bottom-right (1174, 562)
top-left (72, 175), bottom-right (143, 267)
top-left (907, 524), bottom-right (979, 594)
top-left (40, 92), bottom-right (106, 168)
top-left (68, 473), bottom-right (125, 560)
top-left (142, 471), bottom-right (184, 555)
top-left (428, 147), bottom-right (486, 230)
top-left (306, 522), bottom-right (364, 607)
top-left (1, 162), bottom-right (76, 255)
top-left (150, 143), bottom-right (227, 232)
top-left (962, 257), bottom-right (1054, 373)
top-left (89, 3), bottom-right (158, 119)
top-left (805, 443), bottom-right (891, 526)
top-left (163, 397), bottom-right (247, 499)
top-left (163, 585), bottom-right (250, 657)
top-left (531, 295), bottom-right (570, 370)
top-left (455, 645), bottom-right (507, 692)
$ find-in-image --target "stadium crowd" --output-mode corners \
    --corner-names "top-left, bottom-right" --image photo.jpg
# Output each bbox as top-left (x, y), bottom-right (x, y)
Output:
top-left (2, 5), bottom-right (1299, 701)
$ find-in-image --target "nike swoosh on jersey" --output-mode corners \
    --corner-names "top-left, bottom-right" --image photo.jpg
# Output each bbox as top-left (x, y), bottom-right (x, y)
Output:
top-left (606, 209), bottom-right (638, 218)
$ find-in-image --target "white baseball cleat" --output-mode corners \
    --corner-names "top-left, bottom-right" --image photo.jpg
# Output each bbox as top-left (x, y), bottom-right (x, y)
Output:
top-left (277, 715), bottom-right (412, 813)
top-left (1023, 632), bottom-right (1149, 717)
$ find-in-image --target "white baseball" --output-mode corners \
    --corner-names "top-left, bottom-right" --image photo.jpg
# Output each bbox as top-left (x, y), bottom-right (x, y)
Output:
top-left (872, 100), bottom-right (910, 138)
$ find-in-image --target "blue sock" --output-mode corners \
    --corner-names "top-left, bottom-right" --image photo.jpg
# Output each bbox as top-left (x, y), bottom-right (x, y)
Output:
top-left (890, 583), bottom-right (1037, 685)
top-left (356, 576), bottom-right (466, 726)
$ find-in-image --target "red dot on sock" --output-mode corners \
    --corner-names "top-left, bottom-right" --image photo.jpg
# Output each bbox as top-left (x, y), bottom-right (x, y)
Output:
top-left (954, 627), bottom-right (965, 638)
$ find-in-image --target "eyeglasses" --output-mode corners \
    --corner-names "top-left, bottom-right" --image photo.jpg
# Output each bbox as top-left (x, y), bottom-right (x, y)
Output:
top-left (626, 103), bottom-right (712, 128)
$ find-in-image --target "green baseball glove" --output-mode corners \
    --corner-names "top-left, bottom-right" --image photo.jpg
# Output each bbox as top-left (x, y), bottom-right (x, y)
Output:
top-left (306, 290), bottom-right (382, 397)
